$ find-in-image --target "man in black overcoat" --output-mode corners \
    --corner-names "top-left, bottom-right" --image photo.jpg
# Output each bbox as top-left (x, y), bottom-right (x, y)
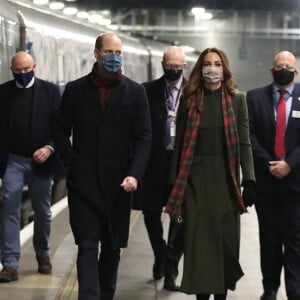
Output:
top-left (54, 32), bottom-right (152, 300)
top-left (141, 46), bottom-right (186, 291)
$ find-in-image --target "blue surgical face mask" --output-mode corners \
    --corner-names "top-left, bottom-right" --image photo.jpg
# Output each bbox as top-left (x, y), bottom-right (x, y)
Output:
top-left (101, 54), bottom-right (122, 73)
top-left (13, 70), bottom-right (34, 87)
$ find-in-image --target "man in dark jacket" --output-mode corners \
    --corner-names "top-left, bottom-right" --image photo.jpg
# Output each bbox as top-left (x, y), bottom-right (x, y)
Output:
top-left (0, 51), bottom-right (62, 282)
top-left (247, 50), bottom-right (300, 300)
top-left (141, 46), bottom-right (186, 291)
top-left (55, 32), bottom-right (152, 300)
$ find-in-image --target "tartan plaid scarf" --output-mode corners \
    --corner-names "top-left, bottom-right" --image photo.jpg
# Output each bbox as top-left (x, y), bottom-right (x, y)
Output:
top-left (165, 86), bottom-right (246, 222)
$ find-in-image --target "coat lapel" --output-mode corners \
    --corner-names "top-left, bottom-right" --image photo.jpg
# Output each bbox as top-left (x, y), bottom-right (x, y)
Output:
top-left (104, 81), bottom-right (123, 115)
top-left (85, 83), bottom-right (100, 117)
top-left (156, 77), bottom-right (167, 115)
top-left (31, 79), bottom-right (41, 127)
top-left (265, 85), bottom-right (276, 127)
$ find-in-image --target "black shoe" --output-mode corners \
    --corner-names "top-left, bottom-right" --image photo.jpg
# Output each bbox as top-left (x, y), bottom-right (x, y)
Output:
top-left (153, 258), bottom-right (164, 280)
top-left (260, 290), bottom-right (277, 300)
top-left (164, 280), bottom-right (180, 291)
top-left (36, 256), bottom-right (52, 275)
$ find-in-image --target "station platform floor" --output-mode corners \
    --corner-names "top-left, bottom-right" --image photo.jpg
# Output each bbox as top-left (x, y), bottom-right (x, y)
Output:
top-left (0, 198), bottom-right (288, 300)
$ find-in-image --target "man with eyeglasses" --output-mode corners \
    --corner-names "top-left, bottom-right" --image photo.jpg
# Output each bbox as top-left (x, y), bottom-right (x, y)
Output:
top-left (247, 51), bottom-right (300, 300)
top-left (135, 45), bottom-right (186, 291)
top-left (55, 32), bottom-right (152, 300)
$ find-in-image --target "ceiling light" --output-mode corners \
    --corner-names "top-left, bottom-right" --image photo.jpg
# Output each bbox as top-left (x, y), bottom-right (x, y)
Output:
top-left (49, 1), bottom-right (64, 10)
top-left (63, 7), bottom-right (78, 15)
top-left (199, 12), bottom-right (213, 20)
top-left (191, 7), bottom-right (205, 16)
top-left (76, 11), bottom-right (89, 19)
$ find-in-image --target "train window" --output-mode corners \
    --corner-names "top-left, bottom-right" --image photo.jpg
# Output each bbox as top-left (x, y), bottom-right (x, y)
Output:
top-left (0, 18), bottom-right (18, 84)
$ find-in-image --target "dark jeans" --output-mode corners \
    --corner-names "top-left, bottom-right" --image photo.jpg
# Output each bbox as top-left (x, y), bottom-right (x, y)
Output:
top-left (1, 154), bottom-right (52, 269)
top-left (77, 240), bottom-right (120, 300)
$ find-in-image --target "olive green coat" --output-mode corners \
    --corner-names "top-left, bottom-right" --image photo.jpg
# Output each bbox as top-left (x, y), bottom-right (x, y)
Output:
top-left (170, 88), bottom-right (255, 294)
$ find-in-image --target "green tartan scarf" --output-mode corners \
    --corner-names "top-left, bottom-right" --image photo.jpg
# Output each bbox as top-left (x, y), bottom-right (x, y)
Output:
top-left (165, 86), bottom-right (246, 222)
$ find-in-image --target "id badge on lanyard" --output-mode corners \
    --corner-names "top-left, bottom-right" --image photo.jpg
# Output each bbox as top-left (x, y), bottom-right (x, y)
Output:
top-left (170, 120), bottom-right (176, 137)
top-left (168, 110), bottom-right (176, 137)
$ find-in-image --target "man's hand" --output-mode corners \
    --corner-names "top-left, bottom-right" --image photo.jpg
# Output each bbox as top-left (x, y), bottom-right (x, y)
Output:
top-left (33, 146), bottom-right (52, 164)
top-left (120, 176), bottom-right (138, 192)
top-left (269, 160), bottom-right (291, 179)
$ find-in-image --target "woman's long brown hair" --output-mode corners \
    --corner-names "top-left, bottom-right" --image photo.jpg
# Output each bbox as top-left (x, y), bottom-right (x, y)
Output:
top-left (183, 47), bottom-right (237, 110)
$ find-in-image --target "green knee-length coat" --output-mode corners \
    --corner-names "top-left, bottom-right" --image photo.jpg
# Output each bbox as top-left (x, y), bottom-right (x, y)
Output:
top-left (170, 88), bottom-right (255, 295)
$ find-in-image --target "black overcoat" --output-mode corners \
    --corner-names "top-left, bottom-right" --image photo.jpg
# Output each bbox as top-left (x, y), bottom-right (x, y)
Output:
top-left (134, 76), bottom-right (185, 212)
top-left (0, 78), bottom-right (63, 178)
top-left (55, 73), bottom-right (152, 248)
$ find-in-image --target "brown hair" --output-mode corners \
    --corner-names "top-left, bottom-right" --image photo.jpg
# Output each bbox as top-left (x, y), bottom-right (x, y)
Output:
top-left (95, 32), bottom-right (117, 50)
top-left (183, 47), bottom-right (236, 110)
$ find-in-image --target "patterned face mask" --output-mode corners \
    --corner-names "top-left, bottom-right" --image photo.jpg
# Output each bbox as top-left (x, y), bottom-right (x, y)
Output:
top-left (202, 66), bottom-right (223, 84)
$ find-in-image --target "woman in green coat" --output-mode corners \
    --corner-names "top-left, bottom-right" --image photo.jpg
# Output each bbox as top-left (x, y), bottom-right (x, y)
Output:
top-left (165, 47), bottom-right (256, 300)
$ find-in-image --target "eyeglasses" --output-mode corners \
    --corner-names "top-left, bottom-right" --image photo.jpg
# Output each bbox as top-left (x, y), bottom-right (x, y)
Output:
top-left (273, 64), bottom-right (295, 71)
top-left (163, 63), bottom-right (185, 70)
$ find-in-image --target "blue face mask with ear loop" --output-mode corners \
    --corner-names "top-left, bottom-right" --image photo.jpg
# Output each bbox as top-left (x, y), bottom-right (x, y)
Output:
top-left (13, 70), bottom-right (34, 87)
top-left (101, 54), bottom-right (122, 73)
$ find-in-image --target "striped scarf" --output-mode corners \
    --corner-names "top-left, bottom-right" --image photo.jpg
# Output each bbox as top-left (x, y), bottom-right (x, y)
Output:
top-left (165, 86), bottom-right (246, 222)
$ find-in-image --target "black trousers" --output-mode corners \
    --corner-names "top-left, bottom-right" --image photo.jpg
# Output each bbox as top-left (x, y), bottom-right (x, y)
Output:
top-left (255, 188), bottom-right (300, 297)
top-left (196, 292), bottom-right (227, 299)
top-left (143, 149), bottom-right (183, 281)
top-left (77, 240), bottom-right (120, 300)
top-left (143, 211), bottom-right (183, 281)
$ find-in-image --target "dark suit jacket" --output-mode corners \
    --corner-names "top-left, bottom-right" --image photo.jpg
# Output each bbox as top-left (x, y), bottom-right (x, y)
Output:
top-left (0, 78), bottom-right (63, 178)
top-left (135, 75), bottom-right (186, 212)
top-left (247, 84), bottom-right (300, 194)
top-left (55, 73), bottom-right (152, 248)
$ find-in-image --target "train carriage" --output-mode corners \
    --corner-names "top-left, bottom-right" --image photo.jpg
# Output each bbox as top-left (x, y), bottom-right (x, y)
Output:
top-left (0, 0), bottom-right (198, 226)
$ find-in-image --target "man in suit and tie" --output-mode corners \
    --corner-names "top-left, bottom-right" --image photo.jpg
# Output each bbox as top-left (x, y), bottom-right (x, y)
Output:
top-left (141, 45), bottom-right (186, 291)
top-left (0, 51), bottom-right (63, 282)
top-left (247, 51), bottom-right (300, 300)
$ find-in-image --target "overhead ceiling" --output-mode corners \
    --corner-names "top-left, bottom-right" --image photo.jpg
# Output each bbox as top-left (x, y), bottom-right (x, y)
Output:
top-left (73, 0), bottom-right (298, 11)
